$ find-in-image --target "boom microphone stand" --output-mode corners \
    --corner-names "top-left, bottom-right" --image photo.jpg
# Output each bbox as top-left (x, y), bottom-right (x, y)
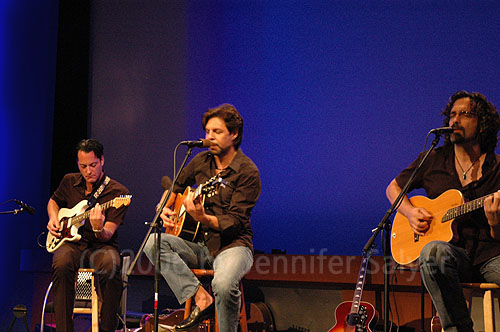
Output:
top-left (127, 142), bottom-right (198, 332)
top-left (0, 199), bottom-right (36, 215)
top-left (363, 130), bottom-right (447, 332)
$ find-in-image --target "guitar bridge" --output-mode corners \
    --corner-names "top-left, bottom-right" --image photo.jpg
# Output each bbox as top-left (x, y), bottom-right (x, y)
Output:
top-left (414, 233), bottom-right (420, 242)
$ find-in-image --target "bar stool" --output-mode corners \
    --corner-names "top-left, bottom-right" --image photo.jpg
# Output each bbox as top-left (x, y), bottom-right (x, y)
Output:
top-left (40, 255), bottom-right (131, 332)
top-left (183, 269), bottom-right (248, 332)
top-left (461, 283), bottom-right (500, 332)
top-left (73, 269), bottom-right (100, 332)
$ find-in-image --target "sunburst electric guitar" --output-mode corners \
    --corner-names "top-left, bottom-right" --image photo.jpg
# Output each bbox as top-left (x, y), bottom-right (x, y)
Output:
top-left (46, 195), bottom-right (132, 253)
top-left (391, 189), bottom-right (492, 265)
top-left (329, 248), bottom-right (378, 332)
top-left (165, 176), bottom-right (227, 241)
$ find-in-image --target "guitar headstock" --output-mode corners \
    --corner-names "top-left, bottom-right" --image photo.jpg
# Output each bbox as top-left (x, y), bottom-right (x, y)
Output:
top-left (363, 245), bottom-right (376, 260)
top-left (112, 195), bottom-right (132, 208)
top-left (200, 176), bottom-right (228, 197)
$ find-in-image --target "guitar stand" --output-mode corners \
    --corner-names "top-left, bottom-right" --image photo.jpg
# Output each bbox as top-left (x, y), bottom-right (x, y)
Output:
top-left (7, 304), bottom-right (29, 332)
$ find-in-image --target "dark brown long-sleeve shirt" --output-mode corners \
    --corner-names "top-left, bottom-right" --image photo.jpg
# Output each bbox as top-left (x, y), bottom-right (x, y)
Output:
top-left (174, 149), bottom-right (261, 257)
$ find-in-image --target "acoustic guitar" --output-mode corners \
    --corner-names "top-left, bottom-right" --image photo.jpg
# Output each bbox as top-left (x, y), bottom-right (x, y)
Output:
top-left (46, 195), bottom-right (132, 253)
top-left (391, 189), bottom-right (492, 265)
top-left (328, 248), bottom-right (378, 332)
top-left (165, 176), bottom-right (227, 241)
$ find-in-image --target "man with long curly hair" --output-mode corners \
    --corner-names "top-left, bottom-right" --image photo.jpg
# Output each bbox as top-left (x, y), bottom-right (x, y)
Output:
top-left (386, 91), bottom-right (500, 332)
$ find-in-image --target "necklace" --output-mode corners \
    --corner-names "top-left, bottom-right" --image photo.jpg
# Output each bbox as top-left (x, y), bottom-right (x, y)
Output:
top-left (455, 154), bottom-right (481, 180)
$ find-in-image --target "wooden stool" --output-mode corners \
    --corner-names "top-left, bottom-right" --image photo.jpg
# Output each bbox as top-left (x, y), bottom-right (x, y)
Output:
top-left (461, 283), bottom-right (500, 332)
top-left (73, 268), bottom-right (100, 332)
top-left (184, 269), bottom-right (248, 332)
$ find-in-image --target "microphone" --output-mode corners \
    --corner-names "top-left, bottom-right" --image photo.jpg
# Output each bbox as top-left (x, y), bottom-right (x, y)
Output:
top-left (14, 199), bottom-right (35, 215)
top-left (161, 176), bottom-right (172, 190)
top-left (180, 139), bottom-right (211, 148)
top-left (429, 127), bottom-right (454, 134)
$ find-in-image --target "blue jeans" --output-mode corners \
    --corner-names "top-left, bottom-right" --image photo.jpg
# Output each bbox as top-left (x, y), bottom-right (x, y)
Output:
top-left (144, 233), bottom-right (253, 332)
top-left (419, 241), bottom-right (500, 332)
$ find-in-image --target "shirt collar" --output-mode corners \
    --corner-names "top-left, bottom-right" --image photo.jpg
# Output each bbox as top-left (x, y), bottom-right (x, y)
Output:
top-left (207, 148), bottom-right (244, 173)
top-left (72, 172), bottom-right (106, 191)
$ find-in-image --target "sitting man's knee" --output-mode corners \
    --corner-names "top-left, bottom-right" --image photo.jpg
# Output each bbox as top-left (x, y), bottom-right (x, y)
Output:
top-left (89, 248), bottom-right (121, 275)
top-left (212, 277), bottom-right (240, 299)
top-left (420, 241), bottom-right (450, 262)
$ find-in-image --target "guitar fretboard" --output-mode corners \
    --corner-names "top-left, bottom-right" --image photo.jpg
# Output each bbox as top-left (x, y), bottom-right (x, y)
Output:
top-left (69, 198), bottom-right (120, 227)
top-left (442, 194), bottom-right (490, 222)
top-left (349, 254), bottom-right (371, 314)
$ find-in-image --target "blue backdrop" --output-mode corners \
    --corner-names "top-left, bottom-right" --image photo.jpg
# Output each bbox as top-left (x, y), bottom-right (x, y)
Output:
top-left (184, 1), bottom-right (500, 255)
top-left (89, 0), bottom-right (500, 258)
top-left (0, 0), bottom-right (58, 329)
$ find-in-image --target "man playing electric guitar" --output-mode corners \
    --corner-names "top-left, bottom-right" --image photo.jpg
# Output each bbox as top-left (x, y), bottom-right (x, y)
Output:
top-left (46, 139), bottom-right (129, 332)
top-left (143, 104), bottom-right (261, 332)
top-left (386, 91), bottom-right (500, 332)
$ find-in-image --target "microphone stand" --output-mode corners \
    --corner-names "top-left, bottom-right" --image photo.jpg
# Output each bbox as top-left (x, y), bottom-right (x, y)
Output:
top-left (0, 199), bottom-right (35, 215)
top-left (0, 207), bottom-right (29, 215)
top-left (127, 145), bottom-right (195, 332)
top-left (0, 209), bottom-right (26, 214)
top-left (363, 132), bottom-right (444, 332)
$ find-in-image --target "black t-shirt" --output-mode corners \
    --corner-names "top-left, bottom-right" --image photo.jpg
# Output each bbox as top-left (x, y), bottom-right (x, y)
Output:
top-left (395, 144), bottom-right (500, 266)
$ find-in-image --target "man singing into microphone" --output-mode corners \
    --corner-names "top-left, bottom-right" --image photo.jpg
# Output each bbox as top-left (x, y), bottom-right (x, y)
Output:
top-left (386, 91), bottom-right (500, 332)
top-left (144, 104), bottom-right (261, 332)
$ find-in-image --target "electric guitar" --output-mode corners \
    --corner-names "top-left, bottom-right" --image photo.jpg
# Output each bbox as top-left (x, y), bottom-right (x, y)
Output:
top-left (391, 189), bottom-right (492, 265)
top-left (165, 176), bottom-right (227, 241)
top-left (46, 195), bottom-right (132, 253)
top-left (328, 248), bottom-right (378, 332)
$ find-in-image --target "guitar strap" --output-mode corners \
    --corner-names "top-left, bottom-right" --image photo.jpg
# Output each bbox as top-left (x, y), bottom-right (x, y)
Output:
top-left (86, 176), bottom-right (110, 210)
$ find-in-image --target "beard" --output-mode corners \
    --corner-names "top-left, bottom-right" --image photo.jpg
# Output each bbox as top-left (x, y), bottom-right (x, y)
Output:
top-left (450, 128), bottom-right (479, 145)
top-left (450, 133), bottom-right (465, 144)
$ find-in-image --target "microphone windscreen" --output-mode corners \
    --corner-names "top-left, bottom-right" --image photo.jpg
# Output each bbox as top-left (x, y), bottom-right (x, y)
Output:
top-left (161, 176), bottom-right (172, 190)
top-left (200, 139), bottom-right (211, 147)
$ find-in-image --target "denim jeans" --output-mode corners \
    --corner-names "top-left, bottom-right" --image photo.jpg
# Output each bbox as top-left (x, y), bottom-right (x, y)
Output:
top-left (419, 241), bottom-right (500, 332)
top-left (144, 233), bottom-right (253, 332)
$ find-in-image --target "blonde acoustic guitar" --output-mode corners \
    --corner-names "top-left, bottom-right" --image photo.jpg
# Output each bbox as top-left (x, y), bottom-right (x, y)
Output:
top-left (165, 176), bottom-right (227, 242)
top-left (391, 189), bottom-right (491, 265)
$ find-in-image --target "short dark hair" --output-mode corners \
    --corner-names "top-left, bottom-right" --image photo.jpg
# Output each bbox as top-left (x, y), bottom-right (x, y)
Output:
top-left (75, 139), bottom-right (104, 159)
top-left (202, 104), bottom-right (244, 149)
top-left (442, 91), bottom-right (500, 153)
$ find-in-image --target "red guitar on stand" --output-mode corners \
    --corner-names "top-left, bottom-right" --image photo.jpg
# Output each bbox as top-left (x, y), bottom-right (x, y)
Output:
top-left (328, 248), bottom-right (378, 332)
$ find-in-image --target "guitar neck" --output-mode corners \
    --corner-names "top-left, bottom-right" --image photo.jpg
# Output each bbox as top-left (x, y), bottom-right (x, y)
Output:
top-left (193, 185), bottom-right (204, 201)
top-left (349, 254), bottom-right (371, 314)
top-left (443, 194), bottom-right (491, 222)
top-left (69, 199), bottom-right (116, 227)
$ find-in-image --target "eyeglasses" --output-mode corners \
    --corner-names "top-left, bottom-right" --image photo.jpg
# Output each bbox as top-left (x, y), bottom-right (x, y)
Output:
top-left (449, 110), bottom-right (477, 119)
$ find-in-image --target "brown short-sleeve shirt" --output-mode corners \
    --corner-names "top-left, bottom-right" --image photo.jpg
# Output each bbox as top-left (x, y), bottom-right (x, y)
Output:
top-left (51, 172), bottom-right (129, 249)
